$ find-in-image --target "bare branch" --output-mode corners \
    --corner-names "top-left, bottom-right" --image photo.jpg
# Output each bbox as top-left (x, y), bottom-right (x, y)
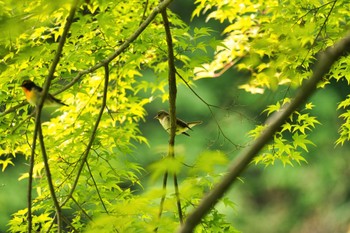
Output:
top-left (155, 170), bottom-right (168, 232)
top-left (86, 160), bottom-right (109, 213)
top-left (178, 32), bottom-right (350, 233)
top-left (176, 71), bottom-right (243, 149)
top-left (156, 5), bottom-right (184, 229)
top-left (38, 123), bottom-right (62, 231)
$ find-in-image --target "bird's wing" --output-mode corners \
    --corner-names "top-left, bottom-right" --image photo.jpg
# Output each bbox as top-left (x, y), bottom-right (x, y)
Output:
top-left (177, 119), bottom-right (192, 130)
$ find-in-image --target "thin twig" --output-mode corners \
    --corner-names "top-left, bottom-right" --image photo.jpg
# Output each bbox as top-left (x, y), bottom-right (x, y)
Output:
top-left (11, 111), bottom-right (35, 134)
top-left (27, 121), bottom-right (36, 233)
top-left (178, 32), bottom-right (350, 233)
top-left (140, 0), bottom-right (149, 26)
top-left (300, 0), bottom-right (337, 66)
top-left (71, 196), bottom-right (93, 221)
top-left (173, 173), bottom-right (183, 223)
top-left (0, 101), bottom-right (26, 117)
top-left (86, 160), bottom-right (109, 213)
top-left (294, 0), bottom-right (337, 27)
top-left (211, 58), bottom-right (241, 78)
top-left (283, 0), bottom-right (338, 104)
top-left (176, 70), bottom-right (243, 149)
top-left (159, 4), bottom-right (184, 227)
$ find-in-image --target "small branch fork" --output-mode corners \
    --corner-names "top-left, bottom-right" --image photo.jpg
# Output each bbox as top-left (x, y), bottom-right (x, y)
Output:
top-left (178, 33), bottom-right (350, 233)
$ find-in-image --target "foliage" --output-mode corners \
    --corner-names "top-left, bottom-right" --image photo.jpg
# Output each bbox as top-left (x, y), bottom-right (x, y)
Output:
top-left (0, 0), bottom-right (232, 232)
top-left (193, 0), bottom-right (350, 156)
top-left (1, 0), bottom-right (350, 232)
top-left (250, 99), bottom-right (319, 166)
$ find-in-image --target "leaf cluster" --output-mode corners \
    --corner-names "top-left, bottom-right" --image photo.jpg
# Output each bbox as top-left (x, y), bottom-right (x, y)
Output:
top-left (193, 0), bottom-right (350, 160)
top-left (1, 0), bottom-right (233, 232)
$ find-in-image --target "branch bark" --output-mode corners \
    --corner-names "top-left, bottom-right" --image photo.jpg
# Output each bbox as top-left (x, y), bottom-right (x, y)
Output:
top-left (157, 4), bottom-right (183, 228)
top-left (178, 33), bottom-right (350, 233)
top-left (38, 123), bottom-right (62, 231)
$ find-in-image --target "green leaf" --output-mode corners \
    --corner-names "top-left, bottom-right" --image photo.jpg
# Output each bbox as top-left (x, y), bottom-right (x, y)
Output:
top-left (292, 133), bottom-right (315, 152)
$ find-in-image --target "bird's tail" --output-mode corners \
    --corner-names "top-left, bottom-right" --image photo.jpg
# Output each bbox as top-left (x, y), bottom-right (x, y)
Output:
top-left (187, 121), bottom-right (202, 128)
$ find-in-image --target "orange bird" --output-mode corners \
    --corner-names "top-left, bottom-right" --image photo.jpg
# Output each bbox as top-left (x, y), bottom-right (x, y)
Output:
top-left (21, 80), bottom-right (68, 106)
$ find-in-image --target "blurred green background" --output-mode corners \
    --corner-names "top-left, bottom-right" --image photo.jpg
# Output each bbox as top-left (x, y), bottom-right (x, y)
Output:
top-left (1, 1), bottom-right (350, 232)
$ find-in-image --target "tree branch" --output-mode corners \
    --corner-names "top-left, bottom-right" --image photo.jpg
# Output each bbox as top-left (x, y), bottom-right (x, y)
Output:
top-left (176, 71), bottom-right (243, 149)
top-left (155, 170), bottom-right (168, 232)
top-left (86, 160), bottom-right (109, 213)
top-left (27, 1), bottom-right (79, 232)
top-left (0, 0), bottom-right (174, 117)
top-left (178, 32), bottom-right (350, 233)
top-left (60, 64), bottom-right (109, 208)
top-left (300, 0), bottom-right (337, 67)
top-left (38, 123), bottom-right (62, 231)
top-left (157, 4), bottom-right (183, 227)
top-left (53, 0), bottom-right (174, 96)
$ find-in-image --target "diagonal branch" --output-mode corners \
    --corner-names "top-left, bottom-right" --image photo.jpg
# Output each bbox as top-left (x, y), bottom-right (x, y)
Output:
top-left (176, 71), bottom-right (243, 149)
top-left (0, 101), bottom-right (26, 117)
top-left (86, 160), bottom-right (109, 213)
top-left (27, 1), bottom-right (79, 232)
top-left (178, 33), bottom-right (350, 233)
top-left (60, 64), bottom-right (109, 208)
top-left (300, 0), bottom-right (337, 67)
top-left (53, 0), bottom-right (174, 96)
top-left (38, 123), bottom-right (62, 231)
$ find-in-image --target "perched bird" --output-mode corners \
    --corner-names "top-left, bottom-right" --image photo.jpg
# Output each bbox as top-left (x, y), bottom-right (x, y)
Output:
top-left (21, 80), bottom-right (68, 107)
top-left (154, 110), bottom-right (202, 136)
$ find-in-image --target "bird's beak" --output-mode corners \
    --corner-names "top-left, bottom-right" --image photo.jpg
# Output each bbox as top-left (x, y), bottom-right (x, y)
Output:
top-left (154, 115), bottom-right (158, 119)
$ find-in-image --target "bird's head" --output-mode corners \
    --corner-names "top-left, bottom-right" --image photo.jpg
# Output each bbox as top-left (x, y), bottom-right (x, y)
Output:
top-left (154, 110), bottom-right (169, 120)
top-left (21, 80), bottom-right (36, 91)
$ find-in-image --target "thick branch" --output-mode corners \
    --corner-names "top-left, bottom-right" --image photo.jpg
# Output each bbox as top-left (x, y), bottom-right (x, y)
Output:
top-left (178, 33), bottom-right (350, 233)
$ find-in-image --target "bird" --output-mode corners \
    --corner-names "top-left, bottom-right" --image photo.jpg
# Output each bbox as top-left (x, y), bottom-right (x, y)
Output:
top-left (21, 80), bottom-right (68, 107)
top-left (154, 110), bottom-right (202, 136)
